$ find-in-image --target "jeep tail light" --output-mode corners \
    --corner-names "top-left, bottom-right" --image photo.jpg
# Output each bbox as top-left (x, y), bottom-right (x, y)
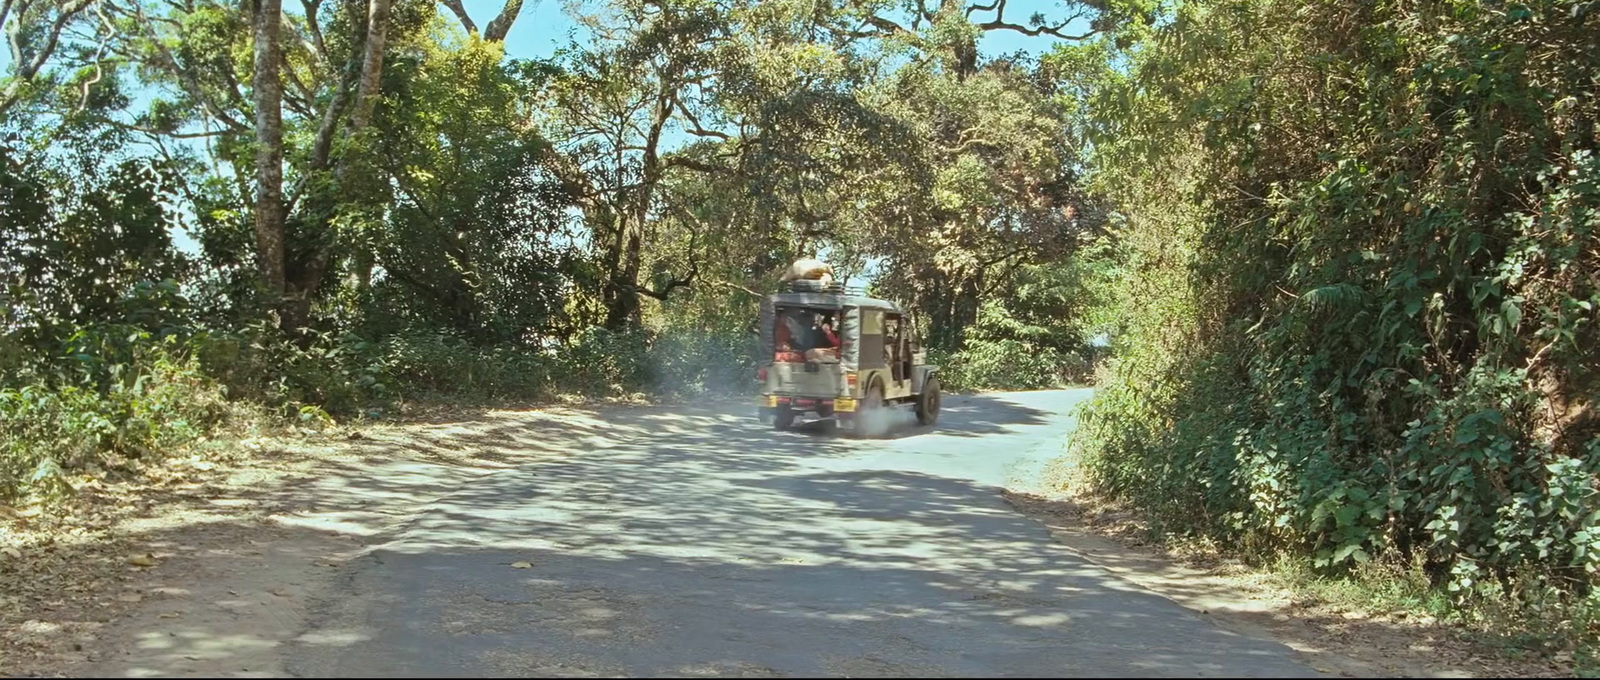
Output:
top-left (845, 372), bottom-right (857, 389)
top-left (757, 367), bottom-right (767, 382)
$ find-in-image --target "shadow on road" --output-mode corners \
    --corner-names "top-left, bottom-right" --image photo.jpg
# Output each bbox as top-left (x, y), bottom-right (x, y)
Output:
top-left (75, 392), bottom-right (1344, 678)
top-left (264, 392), bottom-right (1317, 678)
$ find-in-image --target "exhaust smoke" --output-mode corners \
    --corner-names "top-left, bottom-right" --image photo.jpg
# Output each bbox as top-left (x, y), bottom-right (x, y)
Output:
top-left (850, 403), bottom-right (918, 438)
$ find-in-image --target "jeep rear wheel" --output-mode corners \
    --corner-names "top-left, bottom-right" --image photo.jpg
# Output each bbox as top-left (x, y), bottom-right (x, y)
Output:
top-left (773, 408), bottom-right (796, 431)
top-left (916, 376), bottom-right (941, 426)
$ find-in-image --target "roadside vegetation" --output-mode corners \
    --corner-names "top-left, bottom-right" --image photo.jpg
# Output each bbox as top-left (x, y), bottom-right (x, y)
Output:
top-left (1065, 0), bottom-right (1600, 668)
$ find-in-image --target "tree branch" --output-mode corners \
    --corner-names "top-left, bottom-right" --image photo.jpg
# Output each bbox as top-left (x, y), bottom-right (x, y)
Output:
top-left (281, 58), bottom-right (318, 116)
top-left (437, 0), bottom-right (475, 34)
top-left (301, 0), bottom-right (326, 62)
top-left (633, 202), bottom-right (704, 301)
top-left (71, 0), bottom-right (117, 113)
top-left (972, 0), bottom-right (1095, 39)
top-left (711, 279), bottom-right (761, 297)
top-left (672, 94), bottom-right (731, 140)
top-left (308, 49), bottom-right (362, 171)
top-left (110, 0), bottom-right (250, 131)
top-left (483, 0), bottom-right (524, 42)
top-left (964, 0), bottom-right (1000, 18)
top-left (348, 0), bottom-right (392, 132)
top-left (0, 0), bottom-right (18, 42)
top-left (0, 0), bottom-right (94, 115)
top-left (107, 119), bottom-right (230, 138)
top-left (664, 155), bottom-right (733, 175)
top-left (633, 265), bottom-right (696, 300)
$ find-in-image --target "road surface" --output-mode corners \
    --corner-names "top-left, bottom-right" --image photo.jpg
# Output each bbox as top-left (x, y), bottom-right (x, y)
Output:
top-left (285, 390), bottom-right (1321, 678)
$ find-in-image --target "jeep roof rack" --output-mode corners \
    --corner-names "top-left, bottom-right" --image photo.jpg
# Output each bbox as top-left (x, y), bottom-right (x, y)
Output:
top-left (781, 279), bottom-right (847, 294)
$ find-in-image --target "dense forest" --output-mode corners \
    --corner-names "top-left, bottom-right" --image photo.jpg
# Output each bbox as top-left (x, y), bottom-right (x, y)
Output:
top-left (2, 0), bottom-right (1597, 652)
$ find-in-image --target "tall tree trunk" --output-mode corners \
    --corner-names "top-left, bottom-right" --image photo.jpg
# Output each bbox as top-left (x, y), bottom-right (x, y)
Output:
top-left (600, 211), bottom-right (639, 331)
top-left (284, 0), bottom-right (391, 329)
top-left (251, 0), bottom-right (287, 301)
top-left (602, 225), bottom-right (644, 331)
top-left (601, 85), bottom-right (672, 331)
top-left (349, 0), bottom-right (391, 131)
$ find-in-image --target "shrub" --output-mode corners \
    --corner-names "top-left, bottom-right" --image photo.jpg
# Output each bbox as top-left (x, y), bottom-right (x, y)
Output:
top-left (0, 338), bottom-right (232, 504)
top-left (1071, 0), bottom-right (1600, 633)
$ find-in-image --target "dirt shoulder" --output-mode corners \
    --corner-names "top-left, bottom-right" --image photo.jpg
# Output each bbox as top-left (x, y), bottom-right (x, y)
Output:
top-left (0, 403), bottom-right (659, 678)
top-left (1003, 460), bottom-right (1569, 679)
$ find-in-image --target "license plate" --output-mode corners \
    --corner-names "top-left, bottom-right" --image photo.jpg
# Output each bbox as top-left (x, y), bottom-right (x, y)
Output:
top-left (834, 398), bottom-right (856, 412)
top-left (759, 395), bottom-right (778, 408)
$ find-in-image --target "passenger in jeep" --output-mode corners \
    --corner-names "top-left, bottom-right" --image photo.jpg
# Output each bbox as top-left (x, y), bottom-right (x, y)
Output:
top-left (807, 315), bottom-right (840, 363)
top-left (775, 310), bottom-right (809, 362)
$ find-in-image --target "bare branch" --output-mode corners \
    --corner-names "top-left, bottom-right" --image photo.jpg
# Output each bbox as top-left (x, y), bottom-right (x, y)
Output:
top-left (483, 0), bottom-right (524, 42)
top-left (72, 0), bottom-right (116, 113)
top-left (971, 0), bottom-right (1096, 39)
top-left (964, 0), bottom-right (1000, 18)
top-left (437, 0), bottom-right (475, 34)
top-left (672, 95), bottom-right (730, 141)
top-left (109, 119), bottom-right (230, 138)
top-left (633, 267), bottom-right (696, 300)
top-left (301, 0), bottom-right (326, 61)
top-left (664, 155), bottom-right (733, 175)
top-left (0, 0), bottom-right (18, 42)
top-left (712, 279), bottom-right (762, 297)
top-left (864, 14), bottom-right (913, 36)
top-left (635, 257), bottom-right (697, 300)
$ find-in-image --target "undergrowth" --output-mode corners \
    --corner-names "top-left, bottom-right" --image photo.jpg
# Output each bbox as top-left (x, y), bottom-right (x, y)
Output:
top-left (0, 322), bottom-right (756, 507)
top-left (1067, 0), bottom-right (1600, 665)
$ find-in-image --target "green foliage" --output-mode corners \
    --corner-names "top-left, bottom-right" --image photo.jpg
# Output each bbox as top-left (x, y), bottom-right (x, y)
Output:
top-left (1072, 0), bottom-right (1600, 636)
top-left (935, 249), bottom-right (1121, 391)
top-left (365, 29), bottom-right (573, 343)
top-left (0, 334), bottom-right (233, 503)
top-left (938, 301), bottom-right (1081, 392)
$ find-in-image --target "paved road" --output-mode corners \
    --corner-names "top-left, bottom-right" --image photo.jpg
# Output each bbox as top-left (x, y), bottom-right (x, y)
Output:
top-left (286, 390), bottom-right (1320, 678)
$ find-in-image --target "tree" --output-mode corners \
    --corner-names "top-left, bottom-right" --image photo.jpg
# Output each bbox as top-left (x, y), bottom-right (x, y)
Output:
top-left (545, 0), bottom-right (736, 330)
top-left (97, 0), bottom-right (536, 330)
top-left (251, 0), bottom-right (288, 300)
top-left (367, 30), bottom-right (572, 342)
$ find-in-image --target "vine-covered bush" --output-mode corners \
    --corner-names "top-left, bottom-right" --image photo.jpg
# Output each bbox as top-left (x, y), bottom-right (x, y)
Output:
top-left (1072, 0), bottom-right (1600, 613)
top-left (937, 296), bottom-right (1099, 392)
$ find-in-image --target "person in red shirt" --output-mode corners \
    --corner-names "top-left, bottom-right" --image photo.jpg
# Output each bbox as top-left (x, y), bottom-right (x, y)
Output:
top-left (819, 318), bottom-right (840, 348)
